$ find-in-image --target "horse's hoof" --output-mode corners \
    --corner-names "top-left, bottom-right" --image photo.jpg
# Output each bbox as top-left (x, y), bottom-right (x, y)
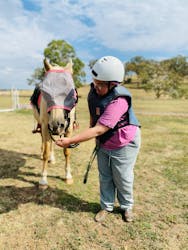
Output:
top-left (38, 184), bottom-right (48, 190)
top-left (39, 179), bottom-right (48, 189)
top-left (65, 178), bottom-right (74, 185)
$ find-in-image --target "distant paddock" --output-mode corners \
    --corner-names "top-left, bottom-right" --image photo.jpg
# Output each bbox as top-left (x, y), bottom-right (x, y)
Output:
top-left (0, 89), bottom-right (32, 111)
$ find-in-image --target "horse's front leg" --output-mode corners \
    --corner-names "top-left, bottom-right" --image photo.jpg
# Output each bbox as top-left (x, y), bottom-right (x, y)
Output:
top-left (39, 128), bottom-right (51, 187)
top-left (49, 141), bottom-right (55, 164)
top-left (40, 134), bottom-right (44, 160)
top-left (40, 137), bottom-right (55, 164)
top-left (64, 147), bottom-right (73, 184)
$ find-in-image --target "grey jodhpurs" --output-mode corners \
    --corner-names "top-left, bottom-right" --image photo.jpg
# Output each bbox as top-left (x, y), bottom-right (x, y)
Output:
top-left (97, 127), bottom-right (141, 211)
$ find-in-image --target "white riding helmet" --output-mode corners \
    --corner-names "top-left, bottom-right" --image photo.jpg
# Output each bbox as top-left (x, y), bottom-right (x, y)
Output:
top-left (91, 56), bottom-right (125, 82)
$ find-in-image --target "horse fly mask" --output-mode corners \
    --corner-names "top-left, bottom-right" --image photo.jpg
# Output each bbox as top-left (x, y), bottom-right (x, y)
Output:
top-left (40, 69), bottom-right (78, 137)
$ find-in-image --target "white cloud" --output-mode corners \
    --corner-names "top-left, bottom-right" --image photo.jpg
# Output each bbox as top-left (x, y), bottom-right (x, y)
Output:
top-left (84, 0), bottom-right (188, 51)
top-left (0, 0), bottom-right (188, 89)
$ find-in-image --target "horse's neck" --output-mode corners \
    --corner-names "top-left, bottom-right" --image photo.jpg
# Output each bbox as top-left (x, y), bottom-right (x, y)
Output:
top-left (40, 96), bottom-right (49, 125)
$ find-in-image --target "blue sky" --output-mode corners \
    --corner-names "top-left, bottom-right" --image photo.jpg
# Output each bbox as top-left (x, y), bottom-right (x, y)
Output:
top-left (0, 0), bottom-right (188, 89)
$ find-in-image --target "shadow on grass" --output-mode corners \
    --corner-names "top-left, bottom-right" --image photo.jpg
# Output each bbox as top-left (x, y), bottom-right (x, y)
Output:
top-left (0, 148), bottom-right (99, 215)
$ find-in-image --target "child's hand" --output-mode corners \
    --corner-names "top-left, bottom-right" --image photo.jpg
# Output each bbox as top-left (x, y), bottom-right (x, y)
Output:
top-left (55, 138), bottom-right (71, 148)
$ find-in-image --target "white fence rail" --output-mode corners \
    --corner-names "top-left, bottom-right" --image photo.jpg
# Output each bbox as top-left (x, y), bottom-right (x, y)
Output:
top-left (0, 89), bottom-right (31, 112)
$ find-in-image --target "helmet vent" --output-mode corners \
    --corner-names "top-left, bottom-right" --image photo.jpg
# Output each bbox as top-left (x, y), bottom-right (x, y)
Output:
top-left (92, 70), bottom-right (98, 77)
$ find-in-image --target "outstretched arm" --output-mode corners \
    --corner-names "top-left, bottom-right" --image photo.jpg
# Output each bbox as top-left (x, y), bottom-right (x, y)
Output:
top-left (55, 123), bottom-right (109, 148)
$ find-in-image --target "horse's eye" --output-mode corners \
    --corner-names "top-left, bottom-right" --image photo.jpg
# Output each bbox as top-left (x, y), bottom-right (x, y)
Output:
top-left (60, 124), bottom-right (64, 128)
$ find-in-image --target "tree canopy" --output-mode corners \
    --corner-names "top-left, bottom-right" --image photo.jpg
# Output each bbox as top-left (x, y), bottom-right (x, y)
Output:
top-left (28, 40), bottom-right (86, 88)
top-left (125, 55), bottom-right (188, 98)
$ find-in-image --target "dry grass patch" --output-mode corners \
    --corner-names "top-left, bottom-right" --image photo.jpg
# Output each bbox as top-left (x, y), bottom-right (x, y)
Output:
top-left (0, 86), bottom-right (187, 249)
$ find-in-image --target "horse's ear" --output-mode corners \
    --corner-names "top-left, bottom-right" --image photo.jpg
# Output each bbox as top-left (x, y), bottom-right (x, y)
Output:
top-left (64, 58), bottom-right (73, 74)
top-left (43, 58), bottom-right (52, 71)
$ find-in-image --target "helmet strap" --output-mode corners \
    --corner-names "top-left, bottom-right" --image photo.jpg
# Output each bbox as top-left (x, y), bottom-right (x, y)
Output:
top-left (107, 82), bottom-right (111, 91)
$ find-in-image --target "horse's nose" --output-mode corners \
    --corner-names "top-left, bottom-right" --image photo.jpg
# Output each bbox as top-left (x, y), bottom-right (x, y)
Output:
top-left (49, 120), bottom-right (65, 135)
top-left (52, 124), bottom-right (58, 133)
top-left (60, 123), bottom-right (64, 129)
top-left (53, 122), bottom-right (64, 135)
top-left (48, 122), bottom-right (58, 135)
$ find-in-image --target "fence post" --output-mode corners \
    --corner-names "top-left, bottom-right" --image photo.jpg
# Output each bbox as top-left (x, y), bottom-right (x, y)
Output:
top-left (11, 88), bottom-right (20, 110)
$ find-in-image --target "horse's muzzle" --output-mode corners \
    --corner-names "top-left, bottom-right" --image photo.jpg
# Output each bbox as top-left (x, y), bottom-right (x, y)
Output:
top-left (48, 124), bottom-right (65, 136)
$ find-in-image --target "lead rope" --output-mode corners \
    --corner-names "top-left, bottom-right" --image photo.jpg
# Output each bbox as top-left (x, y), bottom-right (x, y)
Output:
top-left (83, 144), bottom-right (99, 184)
